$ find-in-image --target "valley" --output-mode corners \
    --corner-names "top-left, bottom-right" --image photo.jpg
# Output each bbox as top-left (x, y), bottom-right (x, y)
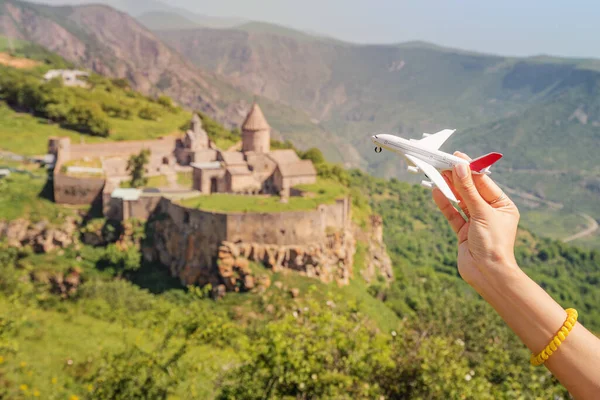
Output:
top-left (154, 25), bottom-right (600, 247)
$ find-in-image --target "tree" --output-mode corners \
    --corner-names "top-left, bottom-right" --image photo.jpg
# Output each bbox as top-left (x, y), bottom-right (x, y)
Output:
top-left (300, 147), bottom-right (325, 164)
top-left (127, 149), bottom-right (150, 188)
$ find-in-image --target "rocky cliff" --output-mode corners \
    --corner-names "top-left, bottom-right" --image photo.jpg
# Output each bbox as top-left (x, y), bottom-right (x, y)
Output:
top-left (144, 207), bottom-right (393, 295)
top-left (0, 217), bottom-right (79, 252)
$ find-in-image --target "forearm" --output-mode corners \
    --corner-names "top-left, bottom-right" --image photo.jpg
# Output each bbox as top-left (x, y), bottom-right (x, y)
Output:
top-left (474, 264), bottom-right (600, 399)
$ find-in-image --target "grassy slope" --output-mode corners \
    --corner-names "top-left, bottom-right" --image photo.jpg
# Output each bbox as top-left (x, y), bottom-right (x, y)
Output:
top-left (0, 169), bottom-right (80, 223)
top-left (2, 168), bottom-right (598, 398)
top-left (180, 179), bottom-right (348, 213)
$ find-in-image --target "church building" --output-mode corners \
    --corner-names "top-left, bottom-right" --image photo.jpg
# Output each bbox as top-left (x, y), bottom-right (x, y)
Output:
top-left (191, 103), bottom-right (317, 196)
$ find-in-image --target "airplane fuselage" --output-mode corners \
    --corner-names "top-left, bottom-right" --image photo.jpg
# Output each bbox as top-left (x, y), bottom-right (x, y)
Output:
top-left (371, 134), bottom-right (469, 171)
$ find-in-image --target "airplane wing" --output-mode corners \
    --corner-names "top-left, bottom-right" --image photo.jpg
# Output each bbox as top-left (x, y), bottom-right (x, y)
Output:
top-left (405, 154), bottom-right (459, 203)
top-left (417, 129), bottom-right (456, 150)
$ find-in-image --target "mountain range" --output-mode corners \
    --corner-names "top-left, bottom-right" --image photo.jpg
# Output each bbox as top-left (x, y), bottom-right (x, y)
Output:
top-left (153, 24), bottom-right (600, 244)
top-left (1, 0), bottom-right (598, 245)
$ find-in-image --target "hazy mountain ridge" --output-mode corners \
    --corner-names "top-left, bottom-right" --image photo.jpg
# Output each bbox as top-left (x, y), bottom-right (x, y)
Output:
top-left (156, 26), bottom-right (600, 240)
top-left (0, 0), bottom-right (330, 148)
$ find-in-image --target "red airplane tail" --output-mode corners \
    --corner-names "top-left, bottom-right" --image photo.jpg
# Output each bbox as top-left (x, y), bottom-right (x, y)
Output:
top-left (469, 152), bottom-right (503, 173)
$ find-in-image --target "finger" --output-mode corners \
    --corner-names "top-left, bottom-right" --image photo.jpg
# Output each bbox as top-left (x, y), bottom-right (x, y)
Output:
top-left (432, 188), bottom-right (466, 234)
top-left (453, 152), bottom-right (504, 204)
top-left (452, 163), bottom-right (489, 217)
top-left (442, 172), bottom-right (470, 217)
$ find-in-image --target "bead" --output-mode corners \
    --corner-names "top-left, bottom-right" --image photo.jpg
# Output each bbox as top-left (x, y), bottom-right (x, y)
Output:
top-left (529, 308), bottom-right (578, 367)
top-left (564, 321), bottom-right (573, 329)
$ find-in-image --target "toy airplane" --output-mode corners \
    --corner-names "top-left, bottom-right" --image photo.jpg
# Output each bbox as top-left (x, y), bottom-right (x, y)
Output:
top-left (371, 129), bottom-right (502, 204)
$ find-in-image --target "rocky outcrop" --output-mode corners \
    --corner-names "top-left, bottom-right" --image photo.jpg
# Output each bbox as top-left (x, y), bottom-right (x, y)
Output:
top-left (145, 212), bottom-right (356, 292)
top-left (0, 217), bottom-right (79, 253)
top-left (30, 266), bottom-right (83, 299)
top-left (216, 230), bottom-right (356, 287)
top-left (356, 215), bottom-right (393, 284)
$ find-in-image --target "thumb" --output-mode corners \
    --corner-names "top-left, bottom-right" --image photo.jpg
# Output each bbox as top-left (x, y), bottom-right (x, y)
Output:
top-left (453, 163), bottom-right (488, 216)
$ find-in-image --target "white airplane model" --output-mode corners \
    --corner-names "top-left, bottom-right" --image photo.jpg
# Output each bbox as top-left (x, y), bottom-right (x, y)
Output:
top-left (371, 130), bottom-right (502, 204)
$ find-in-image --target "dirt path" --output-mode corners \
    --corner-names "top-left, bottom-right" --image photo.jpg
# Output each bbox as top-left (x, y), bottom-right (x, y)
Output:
top-left (0, 52), bottom-right (41, 69)
top-left (563, 213), bottom-right (599, 243)
top-left (499, 183), bottom-right (598, 243)
top-left (499, 184), bottom-right (564, 210)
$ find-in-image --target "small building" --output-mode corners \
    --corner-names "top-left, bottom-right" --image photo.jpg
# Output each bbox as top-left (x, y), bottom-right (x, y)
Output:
top-left (191, 162), bottom-right (226, 194)
top-left (273, 160), bottom-right (317, 193)
top-left (106, 188), bottom-right (142, 221)
top-left (43, 70), bottom-right (90, 87)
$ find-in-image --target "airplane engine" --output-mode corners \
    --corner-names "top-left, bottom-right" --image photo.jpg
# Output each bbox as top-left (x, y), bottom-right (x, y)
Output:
top-left (421, 180), bottom-right (434, 189)
top-left (407, 166), bottom-right (420, 174)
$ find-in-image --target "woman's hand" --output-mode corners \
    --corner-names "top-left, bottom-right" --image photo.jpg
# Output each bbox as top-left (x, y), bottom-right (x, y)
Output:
top-left (432, 152), bottom-right (521, 291)
top-left (433, 153), bottom-right (600, 398)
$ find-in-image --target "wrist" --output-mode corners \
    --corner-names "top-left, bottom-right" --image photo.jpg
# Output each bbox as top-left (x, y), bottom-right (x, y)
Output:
top-left (467, 259), bottom-right (523, 297)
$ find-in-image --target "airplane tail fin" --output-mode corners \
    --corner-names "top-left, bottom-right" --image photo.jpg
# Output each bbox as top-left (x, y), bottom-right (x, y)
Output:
top-left (469, 152), bottom-right (503, 174)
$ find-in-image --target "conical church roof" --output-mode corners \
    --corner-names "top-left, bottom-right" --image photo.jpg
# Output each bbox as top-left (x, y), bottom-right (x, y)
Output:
top-left (242, 103), bottom-right (270, 131)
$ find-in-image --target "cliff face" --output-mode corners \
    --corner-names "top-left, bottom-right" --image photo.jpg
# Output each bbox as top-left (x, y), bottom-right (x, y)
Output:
top-left (143, 199), bottom-right (393, 294)
top-left (0, 217), bottom-right (80, 253)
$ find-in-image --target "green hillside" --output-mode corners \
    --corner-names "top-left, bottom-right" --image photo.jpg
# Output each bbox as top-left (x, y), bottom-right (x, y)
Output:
top-left (0, 58), bottom-right (193, 154)
top-left (1, 44), bottom-right (599, 398)
top-left (1, 162), bottom-right (598, 398)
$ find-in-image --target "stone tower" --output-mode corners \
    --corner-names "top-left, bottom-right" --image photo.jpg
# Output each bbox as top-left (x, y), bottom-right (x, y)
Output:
top-left (184, 114), bottom-right (209, 150)
top-left (241, 103), bottom-right (270, 153)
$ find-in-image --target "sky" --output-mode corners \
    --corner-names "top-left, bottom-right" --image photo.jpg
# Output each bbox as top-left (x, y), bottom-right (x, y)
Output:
top-left (34, 0), bottom-right (599, 59)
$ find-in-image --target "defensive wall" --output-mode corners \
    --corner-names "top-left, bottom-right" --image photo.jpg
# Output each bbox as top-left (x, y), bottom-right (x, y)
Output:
top-left (50, 136), bottom-right (177, 205)
top-left (145, 196), bottom-right (354, 290)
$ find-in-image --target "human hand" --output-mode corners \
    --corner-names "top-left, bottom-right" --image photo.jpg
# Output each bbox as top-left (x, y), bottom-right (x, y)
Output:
top-left (432, 152), bottom-right (521, 291)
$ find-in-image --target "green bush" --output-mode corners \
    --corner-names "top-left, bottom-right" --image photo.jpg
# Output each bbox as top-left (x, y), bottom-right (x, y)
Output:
top-left (138, 106), bottom-right (163, 121)
top-left (102, 101), bottom-right (133, 119)
top-left (64, 103), bottom-right (111, 137)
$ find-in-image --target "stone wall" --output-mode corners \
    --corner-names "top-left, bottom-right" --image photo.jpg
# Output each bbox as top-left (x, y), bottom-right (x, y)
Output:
top-left (129, 195), bottom-right (163, 220)
top-left (145, 198), bottom-right (229, 287)
top-left (67, 137), bottom-right (177, 162)
top-left (144, 196), bottom-right (353, 290)
top-left (53, 170), bottom-right (105, 205)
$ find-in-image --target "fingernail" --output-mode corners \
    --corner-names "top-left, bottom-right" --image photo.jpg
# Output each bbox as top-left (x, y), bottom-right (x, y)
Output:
top-left (455, 164), bottom-right (468, 178)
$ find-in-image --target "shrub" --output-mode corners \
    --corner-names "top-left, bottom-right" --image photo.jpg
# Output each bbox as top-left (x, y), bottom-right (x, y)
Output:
top-left (300, 147), bottom-right (325, 164)
top-left (64, 103), bottom-right (111, 137)
top-left (102, 101), bottom-right (133, 119)
top-left (138, 106), bottom-right (163, 121)
top-left (156, 95), bottom-right (177, 112)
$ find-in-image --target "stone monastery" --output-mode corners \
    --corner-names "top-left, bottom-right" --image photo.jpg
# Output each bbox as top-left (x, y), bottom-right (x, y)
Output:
top-left (179, 103), bottom-right (317, 197)
top-left (42, 103), bottom-right (392, 292)
top-left (50, 102), bottom-right (317, 212)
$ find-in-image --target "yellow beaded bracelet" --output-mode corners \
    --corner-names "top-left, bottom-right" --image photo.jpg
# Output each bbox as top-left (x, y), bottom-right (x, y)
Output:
top-left (530, 308), bottom-right (578, 366)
